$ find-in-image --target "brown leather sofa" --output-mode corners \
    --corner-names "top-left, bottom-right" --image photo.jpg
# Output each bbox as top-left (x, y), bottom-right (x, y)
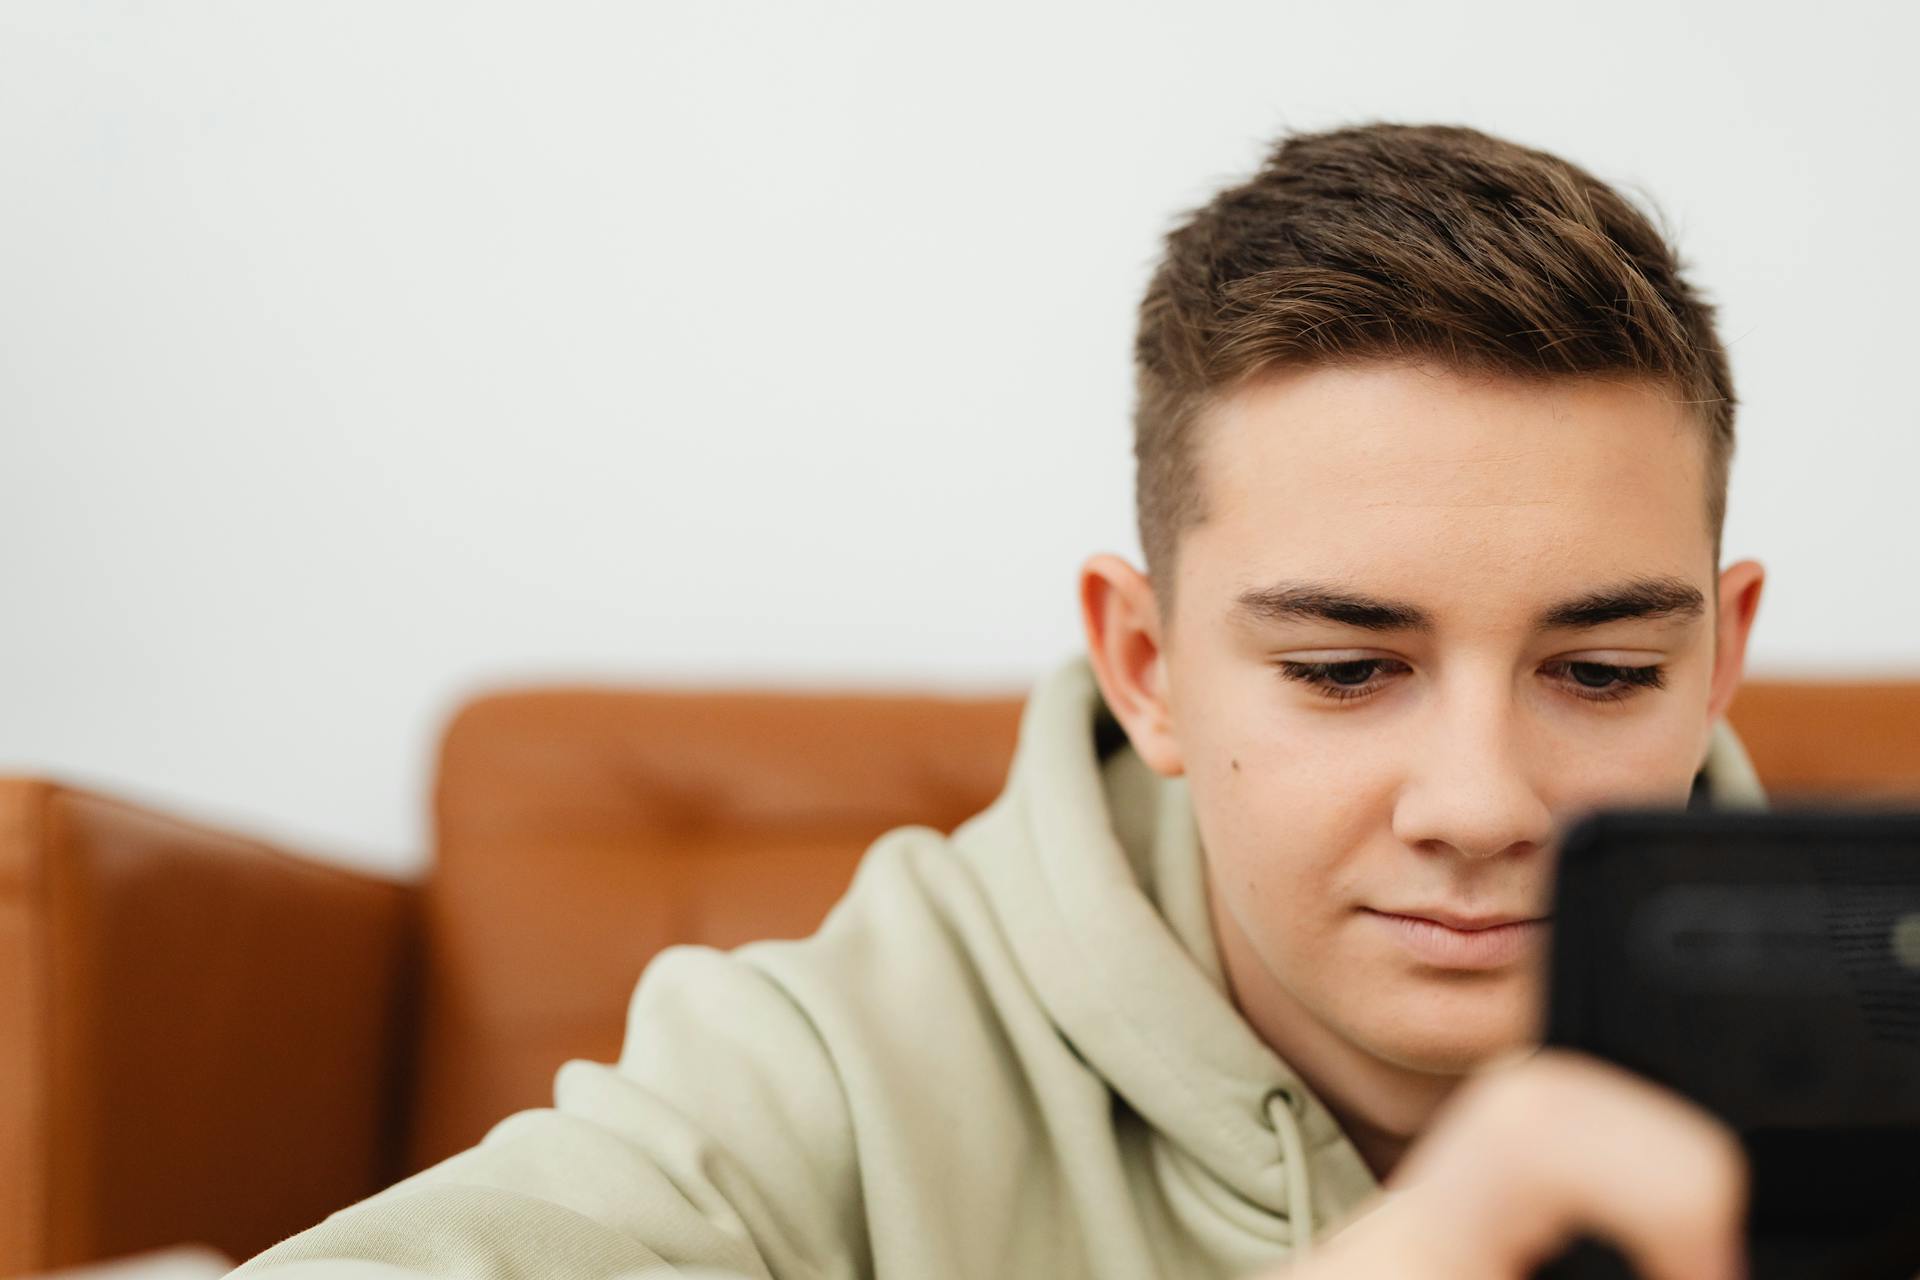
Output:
top-left (4, 677), bottom-right (1918, 1276)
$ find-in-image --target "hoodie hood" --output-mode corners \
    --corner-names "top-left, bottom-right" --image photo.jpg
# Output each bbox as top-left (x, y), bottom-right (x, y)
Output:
top-left (963, 651), bottom-right (1770, 1261)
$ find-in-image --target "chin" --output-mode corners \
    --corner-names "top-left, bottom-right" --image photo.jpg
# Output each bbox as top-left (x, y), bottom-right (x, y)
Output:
top-left (1363, 986), bottom-right (1542, 1075)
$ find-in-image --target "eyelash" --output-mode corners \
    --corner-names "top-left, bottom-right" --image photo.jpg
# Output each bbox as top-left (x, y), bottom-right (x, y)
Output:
top-left (1274, 658), bottom-right (1668, 705)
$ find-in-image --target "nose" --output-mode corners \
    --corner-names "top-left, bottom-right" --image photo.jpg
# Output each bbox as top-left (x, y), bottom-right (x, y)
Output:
top-left (1390, 676), bottom-right (1554, 861)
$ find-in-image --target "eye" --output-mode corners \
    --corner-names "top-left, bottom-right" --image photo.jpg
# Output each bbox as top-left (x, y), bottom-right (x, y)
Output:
top-left (1274, 658), bottom-right (1668, 706)
top-left (1545, 660), bottom-right (1667, 703)
top-left (1274, 658), bottom-right (1409, 703)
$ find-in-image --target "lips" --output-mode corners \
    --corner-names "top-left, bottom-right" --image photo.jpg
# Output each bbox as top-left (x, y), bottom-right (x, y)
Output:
top-left (1381, 908), bottom-right (1549, 931)
top-left (1365, 908), bottom-right (1552, 970)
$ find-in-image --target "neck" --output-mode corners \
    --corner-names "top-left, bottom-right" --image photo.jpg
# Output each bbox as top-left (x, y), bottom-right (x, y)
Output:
top-left (1206, 877), bottom-right (1465, 1184)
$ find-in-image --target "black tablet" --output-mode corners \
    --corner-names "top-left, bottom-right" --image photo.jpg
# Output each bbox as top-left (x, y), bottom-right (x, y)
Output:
top-left (1532, 809), bottom-right (1920, 1280)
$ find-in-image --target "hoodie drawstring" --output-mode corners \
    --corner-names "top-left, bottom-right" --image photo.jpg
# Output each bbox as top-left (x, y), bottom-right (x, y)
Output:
top-left (1265, 1087), bottom-right (1315, 1260)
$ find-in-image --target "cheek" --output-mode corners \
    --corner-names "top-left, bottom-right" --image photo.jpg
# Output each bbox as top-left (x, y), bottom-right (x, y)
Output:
top-left (1543, 693), bottom-right (1716, 813)
top-left (1186, 735), bottom-right (1383, 947)
top-left (1181, 672), bottom-right (1399, 883)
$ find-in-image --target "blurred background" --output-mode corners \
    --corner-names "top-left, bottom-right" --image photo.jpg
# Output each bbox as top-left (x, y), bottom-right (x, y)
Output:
top-left (3, 0), bottom-right (1917, 878)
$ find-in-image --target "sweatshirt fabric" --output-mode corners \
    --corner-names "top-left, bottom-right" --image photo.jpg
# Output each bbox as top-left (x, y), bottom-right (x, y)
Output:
top-left (231, 652), bottom-right (1768, 1280)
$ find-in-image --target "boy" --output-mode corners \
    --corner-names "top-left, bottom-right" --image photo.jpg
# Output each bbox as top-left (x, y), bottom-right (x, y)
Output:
top-left (235, 122), bottom-right (1763, 1279)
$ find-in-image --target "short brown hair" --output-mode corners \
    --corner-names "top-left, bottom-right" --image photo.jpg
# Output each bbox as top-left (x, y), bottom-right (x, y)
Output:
top-left (1133, 121), bottom-right (1735, 615)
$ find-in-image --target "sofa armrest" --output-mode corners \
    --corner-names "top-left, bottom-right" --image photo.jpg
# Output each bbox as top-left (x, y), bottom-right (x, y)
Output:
top-left (0, 778), bottom-right (419, 1275)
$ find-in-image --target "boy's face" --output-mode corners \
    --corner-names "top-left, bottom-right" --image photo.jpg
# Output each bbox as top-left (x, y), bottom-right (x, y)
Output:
top-left (1083, 361), bottom-right (1763, 1089)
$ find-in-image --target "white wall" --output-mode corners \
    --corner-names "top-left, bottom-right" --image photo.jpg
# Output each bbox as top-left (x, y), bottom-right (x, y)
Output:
top-left (3, 1), bottom-right (1915, 874)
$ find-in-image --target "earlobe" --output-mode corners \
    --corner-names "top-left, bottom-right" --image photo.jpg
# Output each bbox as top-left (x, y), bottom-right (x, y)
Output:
top-left (1077, 553), bottom-right (1186, 777)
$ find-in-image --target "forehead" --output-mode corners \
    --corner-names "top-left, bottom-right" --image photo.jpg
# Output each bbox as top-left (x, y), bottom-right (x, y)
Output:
top-left (1179, 362), bottom-right (1714, 627)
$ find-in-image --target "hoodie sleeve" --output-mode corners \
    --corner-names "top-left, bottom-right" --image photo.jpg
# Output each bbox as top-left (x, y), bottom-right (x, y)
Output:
top-left (229, 944), bottom-right (868, 1280)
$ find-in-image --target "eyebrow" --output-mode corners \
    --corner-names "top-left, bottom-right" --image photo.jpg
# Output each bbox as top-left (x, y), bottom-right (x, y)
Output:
top-left (1232, 584), bottom-right (1435, 633)
top-left (1535, 577), bottom-right (1707, 629)
top-left (1229, 576), bottom-right (1707, 634)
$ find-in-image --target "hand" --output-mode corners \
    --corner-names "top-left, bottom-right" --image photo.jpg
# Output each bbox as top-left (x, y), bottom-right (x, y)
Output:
top-left (1274, 1048), bottom-right (1748, 1280)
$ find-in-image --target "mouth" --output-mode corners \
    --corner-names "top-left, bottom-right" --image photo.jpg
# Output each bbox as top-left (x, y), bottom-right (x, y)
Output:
top-left (1376, 905), bottom-right (1549, 931)
top-left (1364, 908), bottom-right (1552, 970)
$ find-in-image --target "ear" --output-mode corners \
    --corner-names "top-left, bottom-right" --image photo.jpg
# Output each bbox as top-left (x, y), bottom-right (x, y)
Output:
top-left (1078, 553), bottom-right (1185, 777)
top-left (1704, 558), bottom-right (1766, 723)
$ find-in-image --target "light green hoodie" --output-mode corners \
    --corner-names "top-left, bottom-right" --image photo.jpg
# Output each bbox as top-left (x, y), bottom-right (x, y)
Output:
top-left (233, 653), bottom-right (1767, 1279)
